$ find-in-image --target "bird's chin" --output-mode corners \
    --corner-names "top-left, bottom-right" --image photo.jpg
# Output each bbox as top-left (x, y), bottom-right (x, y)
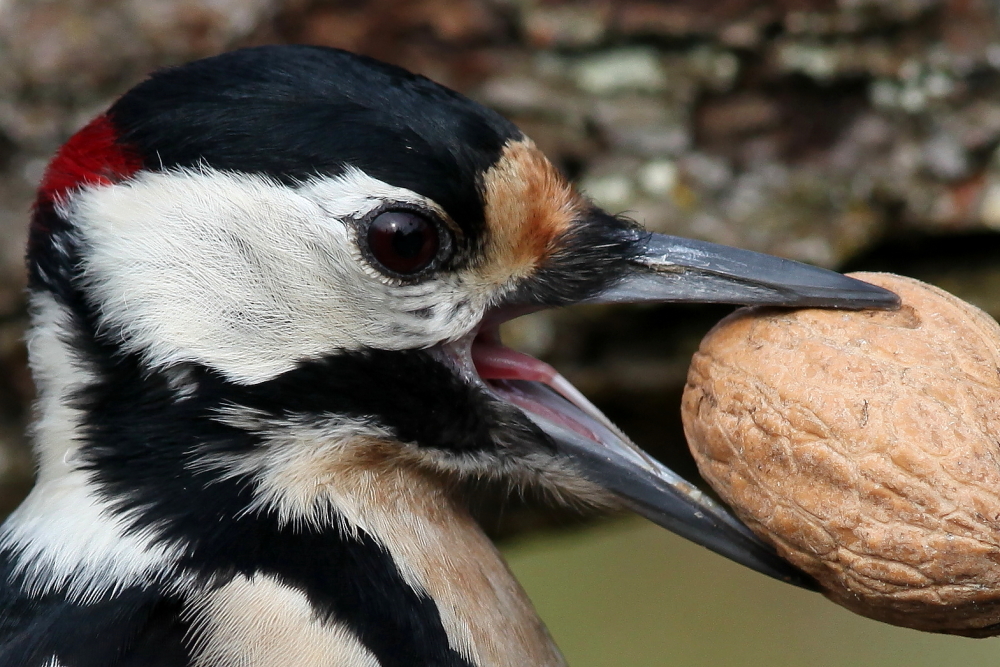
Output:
top-left (432, 307), bottom-right (817, 590)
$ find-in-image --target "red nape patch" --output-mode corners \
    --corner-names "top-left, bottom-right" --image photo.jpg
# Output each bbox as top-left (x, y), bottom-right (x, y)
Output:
top-left (37, 115), bottom-right (142, 205)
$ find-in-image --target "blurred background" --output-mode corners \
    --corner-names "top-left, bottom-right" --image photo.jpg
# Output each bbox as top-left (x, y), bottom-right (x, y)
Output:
top-left (2, 0), bottom-right (1000, 664)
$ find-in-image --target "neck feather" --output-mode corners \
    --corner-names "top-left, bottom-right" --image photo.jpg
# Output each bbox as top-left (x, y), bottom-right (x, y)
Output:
top-left (217, 432), bottom-right (566, 667)
top-left (8, 292), bottom-right (565, 667)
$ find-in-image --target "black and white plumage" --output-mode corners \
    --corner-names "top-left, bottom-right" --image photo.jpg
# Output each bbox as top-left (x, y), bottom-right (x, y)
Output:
top-left (0, 45), bottom-right (898, 667)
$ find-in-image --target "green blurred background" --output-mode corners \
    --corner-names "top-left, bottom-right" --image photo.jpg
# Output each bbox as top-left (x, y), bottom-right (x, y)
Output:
top-left (505, 519), bottom-right (1000, 666)
top-left (3, 0), bottom-right (1000, 664)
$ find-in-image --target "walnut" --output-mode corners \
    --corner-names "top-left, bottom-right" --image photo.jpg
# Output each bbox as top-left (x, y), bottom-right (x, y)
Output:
top-left (682, 272), bottom-right (1000, 637)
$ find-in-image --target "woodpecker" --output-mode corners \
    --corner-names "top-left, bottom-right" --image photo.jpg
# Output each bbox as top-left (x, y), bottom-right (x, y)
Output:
top-left (0, 45), bottom-right (897, 666)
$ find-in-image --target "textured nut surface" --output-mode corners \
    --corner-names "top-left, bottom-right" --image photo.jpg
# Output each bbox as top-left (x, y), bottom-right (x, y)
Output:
top-left (682, 272), bottom-right (1000, 636)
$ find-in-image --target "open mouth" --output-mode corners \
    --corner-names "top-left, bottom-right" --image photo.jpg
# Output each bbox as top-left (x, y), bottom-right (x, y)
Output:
top-left (472, 322), bottom-right (606, 443)
top-left (467, 318), bottom-right (677, 480)
top-left (440, 307), bottom-right (636, 454)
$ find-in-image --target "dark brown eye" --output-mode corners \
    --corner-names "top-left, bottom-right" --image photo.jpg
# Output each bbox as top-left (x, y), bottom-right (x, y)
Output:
top-left (366, 210), bottom-right (440, 275)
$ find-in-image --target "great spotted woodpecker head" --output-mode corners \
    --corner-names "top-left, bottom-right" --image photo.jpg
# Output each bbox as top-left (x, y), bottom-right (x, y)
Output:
top-left (9, 44), bottom-right (897, 666)
top-left (25, 43), bottom-right (900, 583)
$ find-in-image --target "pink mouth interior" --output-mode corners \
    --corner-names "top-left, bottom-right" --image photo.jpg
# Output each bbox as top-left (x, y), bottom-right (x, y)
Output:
top-left (470, 328), bottom-right (557, 385)
top-left (470, 328), bottom-right (600, 441)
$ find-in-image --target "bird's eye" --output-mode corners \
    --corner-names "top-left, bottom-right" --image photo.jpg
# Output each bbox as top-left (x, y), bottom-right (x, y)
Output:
top-left (366, 210), bottom-right (440, 275)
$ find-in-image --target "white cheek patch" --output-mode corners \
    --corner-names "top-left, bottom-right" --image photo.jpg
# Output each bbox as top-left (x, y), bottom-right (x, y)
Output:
top-left (66, 167), bottom-right (488, 384)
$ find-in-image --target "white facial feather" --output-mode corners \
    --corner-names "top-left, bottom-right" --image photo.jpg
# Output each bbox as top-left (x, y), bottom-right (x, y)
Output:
top-left (202, 408), bottom-right (397, 531)
top-left (64, 167), bottom-right (491, 384)
top-left (186, 573), bottom-right (381, 667)
top-left (25, 292), bottom-right (91, 479)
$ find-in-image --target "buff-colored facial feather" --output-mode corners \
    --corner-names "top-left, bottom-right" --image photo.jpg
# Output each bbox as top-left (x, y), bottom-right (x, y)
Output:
top-left (477, 139), bottom-right (584, 290)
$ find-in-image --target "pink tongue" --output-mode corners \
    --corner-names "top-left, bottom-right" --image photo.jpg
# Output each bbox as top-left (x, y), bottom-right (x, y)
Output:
top-left (470, 335), bottom-right (605, 442)
top-left (471, 338), bottom-right (557, 384)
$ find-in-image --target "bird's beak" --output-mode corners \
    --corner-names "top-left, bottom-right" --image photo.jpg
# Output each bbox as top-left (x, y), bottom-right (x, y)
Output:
top-left (452, 231), bottom-right (898, 590)
top-left (586, 232), bottom-right (899, 309)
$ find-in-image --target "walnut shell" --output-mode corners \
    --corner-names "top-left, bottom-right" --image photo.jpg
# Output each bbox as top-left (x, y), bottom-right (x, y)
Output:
top-left (682, 272), bottom-right (1000, 637)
